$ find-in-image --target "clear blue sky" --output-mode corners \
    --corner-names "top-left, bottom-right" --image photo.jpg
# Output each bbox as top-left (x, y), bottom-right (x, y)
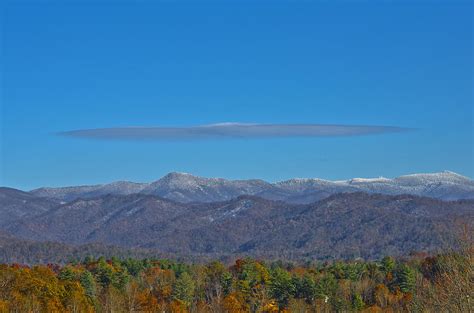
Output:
top-left (1, 1), bottom-right (473, 190)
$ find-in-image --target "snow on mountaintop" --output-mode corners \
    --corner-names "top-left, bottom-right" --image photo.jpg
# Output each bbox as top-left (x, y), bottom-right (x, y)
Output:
top-left (347, 177), bottom-right (390, 184)
top-left (271, 171), bottom-right (473, 202)
top-left (277, 171), bottom-right (472, 186)
top-left (394, 171), bottom-right (472, 186)
top-left (150, 172), bottom-right (227, 189)
top-left (27, 171), bottom-right (474, 203)
top-left (277, 178), bottom-right (331, 185)
top-left (203, 122), bottom-right (257, 127)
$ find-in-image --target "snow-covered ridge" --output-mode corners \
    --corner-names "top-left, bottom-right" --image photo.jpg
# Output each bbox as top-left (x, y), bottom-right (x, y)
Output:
top-left (347, 177), bottom-right (390, 184)
top-left (277, 170), bottom-right (471, 186)
top-left (29, 171), bottom-right (474, 203)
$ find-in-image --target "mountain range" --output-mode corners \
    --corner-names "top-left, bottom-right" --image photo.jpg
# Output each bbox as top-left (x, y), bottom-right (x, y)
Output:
top-left (29, 170), bottom-right (474, 203)
top-left (0, 171), bottom-right (473, 262)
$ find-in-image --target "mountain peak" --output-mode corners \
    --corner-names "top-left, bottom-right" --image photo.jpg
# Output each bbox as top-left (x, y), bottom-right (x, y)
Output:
top-left (347, 177), bottom-right (390, 184)
top-left (439, 170), bottom-right (469, 178)
top-left (163, 172), bottom-right (195, 179)
top-left (397, 170), bottom-right (471, 180)
top-left (26, 171), bottom-right (473, 203)
top-left (149, 172), bottom-right (210, 190)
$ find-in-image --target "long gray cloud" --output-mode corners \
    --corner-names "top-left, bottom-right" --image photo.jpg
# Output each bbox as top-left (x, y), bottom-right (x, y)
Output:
top-left (58, 123), bottom-right (412, 140)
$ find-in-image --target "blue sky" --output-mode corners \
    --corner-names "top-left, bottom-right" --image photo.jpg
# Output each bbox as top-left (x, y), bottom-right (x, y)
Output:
top-left (1, 1), bottom-right (473, 190)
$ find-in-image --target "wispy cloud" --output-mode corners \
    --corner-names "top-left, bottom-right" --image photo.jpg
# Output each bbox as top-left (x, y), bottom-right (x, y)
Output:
top-left (58, 123), bottom-right (412, 141)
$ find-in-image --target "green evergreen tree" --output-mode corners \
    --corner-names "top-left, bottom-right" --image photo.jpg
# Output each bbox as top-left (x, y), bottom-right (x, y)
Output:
top-left (173, 272), bottom-right (195, 307)
top-left (220, 271), bottom-right (233, 296)
top-left (112, 269), bottom-right (129, 291)
top-left (381, 256), bottom-right (396, 274)
top-left (58, 267), bottom-right (75, 281)
top-left (394, 264), bottom-right (416, 293)
top-left (95, 261), bottom-right (114, 288)
top-left (352, 293), bottom-right (365, 311)
top-left (80, 270), bottom-right (96, 300)
top-left (300, 274), bottom-right (317, 303)
top-left (269, 268), bottom-right (295, 309)
top-left (315, 273), bottom-right (338, 300)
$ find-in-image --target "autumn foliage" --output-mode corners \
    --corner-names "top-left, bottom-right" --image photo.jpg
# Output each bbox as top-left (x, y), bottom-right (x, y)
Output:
top-left (0, 250), bottom-right (471, 312)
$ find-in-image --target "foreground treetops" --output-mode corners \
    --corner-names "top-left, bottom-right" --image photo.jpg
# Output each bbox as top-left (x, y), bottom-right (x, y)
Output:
top-left (0, 252), bottom-right (470, 312)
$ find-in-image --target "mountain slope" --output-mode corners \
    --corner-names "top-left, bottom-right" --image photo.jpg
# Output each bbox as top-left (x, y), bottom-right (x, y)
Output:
top-left (0, 231), bottom-right (170, 264)
top-left (231, 193), bottom-right (473, 259)
top-left (6, 192), bottom-right (473, 260)
top-left (8, 194), bottom-right (188, 244)
top-left (0, 187), bottom-right (59, 226)
top-left (28, 171), bottom-right (474, 203)
top-left (31, 181), bottom-right (148, 202)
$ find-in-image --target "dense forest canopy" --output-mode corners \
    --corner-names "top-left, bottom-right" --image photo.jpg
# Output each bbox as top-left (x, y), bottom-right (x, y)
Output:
top-left (0, 247), bottom-right (471, 312)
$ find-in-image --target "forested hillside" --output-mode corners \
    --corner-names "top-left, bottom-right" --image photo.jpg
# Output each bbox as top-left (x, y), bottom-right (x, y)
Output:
top-left (3, 191), bottom-right (473, 261)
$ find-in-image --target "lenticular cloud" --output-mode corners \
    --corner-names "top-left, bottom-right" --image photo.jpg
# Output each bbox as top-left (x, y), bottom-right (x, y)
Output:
top-left (59, 123), bottom-right (411, 141)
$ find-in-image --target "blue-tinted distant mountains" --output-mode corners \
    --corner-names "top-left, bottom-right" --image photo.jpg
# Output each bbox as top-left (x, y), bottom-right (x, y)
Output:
top-left (1, 172), bottom-right (473, 261)
top-left (0, 187), bottom-right (59, 226)
top-left (4, 192), bottom-right (473, 260)
top-left (30, 171), bottom-right (474, 203)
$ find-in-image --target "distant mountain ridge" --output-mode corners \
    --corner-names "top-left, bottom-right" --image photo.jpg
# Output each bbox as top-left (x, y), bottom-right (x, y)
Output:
top-left (0, 187), bottom-right (59, 226)
top-left (1, 175), bottom-right (473, 260)
top-left (29, 171), bottom-right (474, 203)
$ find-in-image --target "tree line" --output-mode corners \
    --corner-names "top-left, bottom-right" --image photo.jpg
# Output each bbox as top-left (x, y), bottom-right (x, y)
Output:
top-left (0, 247), bottom-right (471, 313)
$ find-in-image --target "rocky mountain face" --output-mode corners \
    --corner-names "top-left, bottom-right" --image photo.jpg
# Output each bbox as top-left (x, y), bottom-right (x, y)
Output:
top-left (29, 171), bottom-right (474, 203)
top-left (3, 188), bottom-right (473, 260)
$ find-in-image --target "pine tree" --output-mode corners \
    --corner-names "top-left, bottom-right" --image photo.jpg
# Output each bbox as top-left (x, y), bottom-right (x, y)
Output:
top-left (58, 267), bottom-right (75, 281)
top-left (79, 271), bottom-right (96, 300)
top-left (172, 272), bottom-right (195, 307)
top-left (269, 267), bottom-right (295, 309)
top-left (352, 293), bottom-right (365, 311)
top-left (220, 271), bottom-right (233, 296)
top-left (381, 256), bottom-right (395, 274)
top-left (394, 264), bottom-right (416, 293)
top-left (300, 274), bottom-right (317, 303)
